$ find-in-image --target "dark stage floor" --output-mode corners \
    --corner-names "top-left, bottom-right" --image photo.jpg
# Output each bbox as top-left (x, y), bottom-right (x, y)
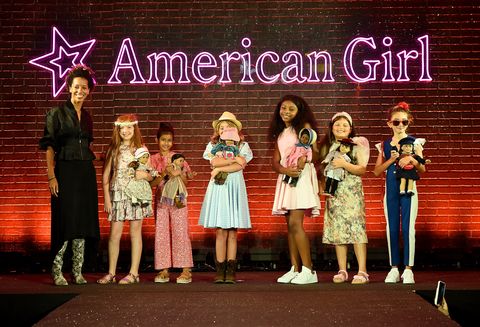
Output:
top-left (1, 270), bottom-right (478, 326)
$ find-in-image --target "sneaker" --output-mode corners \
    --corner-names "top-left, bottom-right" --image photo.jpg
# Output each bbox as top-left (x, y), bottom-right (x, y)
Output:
top-left (290, 266), bottom-right (318, 285)
top-left (401, 269), bottom-right (415, 284)
top-left (277, 266), bottom-right (299, 283)
top-left (384, 267), bottom-right (400, 283)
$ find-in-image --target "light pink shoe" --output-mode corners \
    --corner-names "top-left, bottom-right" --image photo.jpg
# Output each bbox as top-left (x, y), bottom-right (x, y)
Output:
top-left (333, 270), bottom-right (348, 283)
top-left (352, 271), bottom-right (369, 284)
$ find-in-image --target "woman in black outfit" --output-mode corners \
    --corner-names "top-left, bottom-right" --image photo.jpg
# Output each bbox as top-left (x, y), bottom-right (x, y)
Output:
top-left (39, 65), bottom-right (100, 285)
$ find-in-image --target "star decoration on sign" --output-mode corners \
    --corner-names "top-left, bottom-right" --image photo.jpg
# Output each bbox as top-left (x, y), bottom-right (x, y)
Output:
top-left (29, 27), bottom-right (96, 97)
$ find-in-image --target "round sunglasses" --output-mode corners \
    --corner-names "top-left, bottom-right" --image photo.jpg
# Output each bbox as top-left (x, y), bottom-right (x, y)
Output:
top-left (391, 119), bottom-right (409, 126)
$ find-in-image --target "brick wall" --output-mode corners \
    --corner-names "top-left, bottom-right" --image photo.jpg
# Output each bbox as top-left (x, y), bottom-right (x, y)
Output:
top-left (1, 0), bottom-right (479, 261)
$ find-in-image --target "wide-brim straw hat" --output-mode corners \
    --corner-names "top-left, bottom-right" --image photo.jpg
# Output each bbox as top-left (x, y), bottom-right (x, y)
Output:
top-left (212, 111), bottom-right (242, 131)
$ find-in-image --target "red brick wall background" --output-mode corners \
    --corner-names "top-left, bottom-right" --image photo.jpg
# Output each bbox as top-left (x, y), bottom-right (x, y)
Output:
top-left (1, 1), bottom-right (479, 261)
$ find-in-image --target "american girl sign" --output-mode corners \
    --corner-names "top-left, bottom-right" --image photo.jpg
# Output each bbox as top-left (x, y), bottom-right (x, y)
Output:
top-left (30, 27), bottom-right (432, 97)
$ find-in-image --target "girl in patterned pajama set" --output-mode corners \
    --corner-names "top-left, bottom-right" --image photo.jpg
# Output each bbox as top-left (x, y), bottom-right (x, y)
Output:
top-left (150, 122), bottom-right (194, 284)
top-left (374, 102), bottom-right (426, 284)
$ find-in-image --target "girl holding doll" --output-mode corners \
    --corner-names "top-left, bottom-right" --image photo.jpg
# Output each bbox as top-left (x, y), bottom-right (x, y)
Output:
top-left (97, 114), bottom-right (154, 285)
top-left (373, 102), bottom-right (426, 284)
top-left (150, 122), bottom-right (195, 284)
top-left (199, 112), bottom-right (253, 284)
top-left (268, 95), bottom-right (320, 285)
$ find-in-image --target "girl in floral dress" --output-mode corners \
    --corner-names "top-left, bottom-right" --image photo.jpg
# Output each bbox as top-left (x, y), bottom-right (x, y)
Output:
top-left (319, 112), bottom-right (370, 284)
top-left (97, 114), bottom-right (154, 284)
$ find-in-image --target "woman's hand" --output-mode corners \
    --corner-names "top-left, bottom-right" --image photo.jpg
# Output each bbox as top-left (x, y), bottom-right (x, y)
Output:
top-left (48, 178), bottom-right (59, 197)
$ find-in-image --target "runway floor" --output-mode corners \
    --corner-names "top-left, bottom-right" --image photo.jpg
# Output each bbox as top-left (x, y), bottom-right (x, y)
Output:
top-left (1, 270), bottom-right (478, 326)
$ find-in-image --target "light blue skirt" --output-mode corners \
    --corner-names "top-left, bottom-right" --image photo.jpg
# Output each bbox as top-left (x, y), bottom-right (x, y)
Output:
top-left (199, 171), bottom-right (251, 229)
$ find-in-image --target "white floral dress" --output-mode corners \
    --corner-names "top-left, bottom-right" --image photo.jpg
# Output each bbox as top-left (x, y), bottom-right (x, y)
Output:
top-left (109, 145), bottom-right (153, 221)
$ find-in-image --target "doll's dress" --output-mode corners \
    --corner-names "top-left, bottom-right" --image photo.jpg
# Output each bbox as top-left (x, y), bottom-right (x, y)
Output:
top-left (109, 145), bottom-right (153, 221)
top-left (160, 163), bottom-right (188, 208)
top-left (322, 147), bottom-right (351, 181)
top-left (124, 162), bottom-right (154, 206)
top-left (272, 127), bottom-right (320, 216)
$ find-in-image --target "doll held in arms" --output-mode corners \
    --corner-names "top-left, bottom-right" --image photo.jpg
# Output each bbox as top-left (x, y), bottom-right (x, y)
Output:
top-left (160, 153), bottom-right (193, 209)
top-left (322, 138), bottom-right (356, 196)
top-left (124, 147), bottom-right (157, 207)
top-left (283, 127), bottom-right (317, 187)
top-left (210, 126), bottom-right (240, 185)
top-left (395, 135), bottom-right (428, 196)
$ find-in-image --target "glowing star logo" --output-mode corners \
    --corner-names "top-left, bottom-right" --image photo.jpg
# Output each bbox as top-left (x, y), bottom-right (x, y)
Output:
top-left (29, 27), bottom-right (96, 97)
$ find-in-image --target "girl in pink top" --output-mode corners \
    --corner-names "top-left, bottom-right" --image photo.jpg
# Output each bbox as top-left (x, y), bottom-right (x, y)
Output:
top-left (268, 95), bottom-right (321, 285)
top-left (150, 122), bottom-right (195, 284)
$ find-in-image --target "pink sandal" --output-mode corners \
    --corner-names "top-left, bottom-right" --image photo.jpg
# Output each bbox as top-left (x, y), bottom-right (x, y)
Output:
top-left (97, 273), bottom-right (116, 284)
top-left (352, 271), bottom-right (369, 284)
top-left (118, 273), bottom-right (140, 285)
top-left (333, 270), bottom-right (348, 283)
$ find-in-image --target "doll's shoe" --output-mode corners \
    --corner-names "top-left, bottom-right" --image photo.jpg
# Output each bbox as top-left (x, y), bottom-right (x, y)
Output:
top-left (399, 191), bottom-right (406, 196)
top-left (333, 270), bottom-right (348, 283)
top-left (118, 273), bottom-right (140, 284)
top-left (384, 267), bottom-right (400, 283)
top-left (407, 191), bottom-right (415, 196)
top-left (352, 271), bottom-right (369, 284)
top-left (154, 270), bottom-right (170, 283)
top-left (176, 270), bottom-right (192, 284)
top-left (97, 273), bottom-right (116, 284)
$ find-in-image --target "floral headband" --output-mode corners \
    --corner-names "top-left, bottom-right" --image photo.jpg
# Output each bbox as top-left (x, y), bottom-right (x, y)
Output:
top-left (114, 120), bottom-right (138, 127)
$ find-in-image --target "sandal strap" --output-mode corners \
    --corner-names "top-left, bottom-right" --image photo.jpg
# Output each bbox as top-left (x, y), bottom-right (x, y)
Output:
top-left (334, 270), bottom-right (348, 279)
top-left (120, 273), bottom-right (139, 283)
top-left (97, 273), bottom-right (116, 284)
top-left (353, 271), bottom-right (369, 281)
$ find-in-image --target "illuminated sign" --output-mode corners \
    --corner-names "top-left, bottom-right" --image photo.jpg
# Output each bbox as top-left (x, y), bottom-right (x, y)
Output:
top-left (30, 27), bottom-right (431, 97)
top-left (29, 27), bottom-right (96, 97)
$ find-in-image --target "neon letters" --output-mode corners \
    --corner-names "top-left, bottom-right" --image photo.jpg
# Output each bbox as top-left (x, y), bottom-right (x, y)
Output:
top-left (108, 36), bottom-right (431, 86)
top-left (30, 28), bottom-right (432, 97)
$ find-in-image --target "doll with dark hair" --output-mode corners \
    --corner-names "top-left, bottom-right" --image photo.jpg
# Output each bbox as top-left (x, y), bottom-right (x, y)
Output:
top-left (283, 128), bottom-right (317, 186)
top-left (322, 138), bottom-right (356, 196)
top-left (395, 135), bottom-right (427, 196)
top-left (160, 153), bottom-right (190, 208)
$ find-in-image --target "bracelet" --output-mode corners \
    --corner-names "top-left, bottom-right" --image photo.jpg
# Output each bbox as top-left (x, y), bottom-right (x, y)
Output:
top-left (48, 176), bottom-right (56, 181)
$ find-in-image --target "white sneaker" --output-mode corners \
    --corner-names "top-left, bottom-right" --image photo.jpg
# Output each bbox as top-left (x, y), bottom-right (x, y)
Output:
top-left (384, 267), bottom-right (400, 283)
top-left (290, 266), bottom-right (318, 285)
top-left (401, 269), bottom-right (415, 284)
top-left (277, 266), bottom-right (299, 283)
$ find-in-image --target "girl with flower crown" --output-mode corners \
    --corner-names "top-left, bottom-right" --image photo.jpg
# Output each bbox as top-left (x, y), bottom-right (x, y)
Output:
top-left (97, 114), bottom-right (155, 285)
